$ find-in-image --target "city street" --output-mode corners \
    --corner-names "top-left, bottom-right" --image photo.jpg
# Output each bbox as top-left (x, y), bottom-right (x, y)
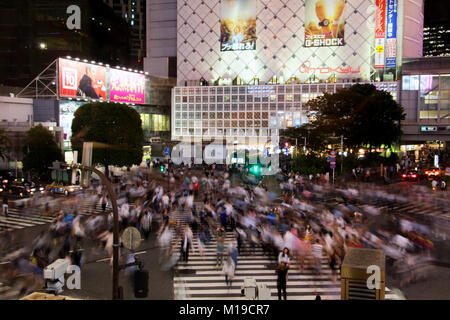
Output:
top-left (1, 168), bottom-right (449, 300)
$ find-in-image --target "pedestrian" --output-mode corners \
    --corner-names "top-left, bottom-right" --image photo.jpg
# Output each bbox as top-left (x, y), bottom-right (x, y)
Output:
top-left (276, 262), bottom-right (288, 300)
top-left (278, 247), bottom-right (291, 266)
top-left (229, 241), bottom-right (238, 269)
top-left (314, 291), bottom-right (322, 300)
top-left (180, 226), bottom-right (193, 263)
top-left (222, 255), bottom-right (235, 289)
top-left (193, 179), bottom-right (199, 199)
top-left (311, 239), bottom-right (324, 274)
top-left (100, 194), bottom-right (107, 212)
top-left (2, 196), bottom-right (8, 217)
top-left (216, 227), bottom-right (225, 268)
top-left (141, 210), bottom-right (152, 240)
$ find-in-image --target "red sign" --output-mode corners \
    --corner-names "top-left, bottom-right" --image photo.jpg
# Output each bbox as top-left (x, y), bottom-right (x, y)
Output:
top-left (376, 0), bottom-right (386, 38)
top-left (59, 59), bottom-right (107, 100)
top-left (299, 61), bottom-right (361, 74)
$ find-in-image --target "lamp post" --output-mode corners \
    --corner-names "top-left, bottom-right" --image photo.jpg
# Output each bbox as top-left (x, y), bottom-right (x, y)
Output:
top-left (60, 163), bottom-right (122, 299)
top-left (341, 135), bottom-right (344, 174)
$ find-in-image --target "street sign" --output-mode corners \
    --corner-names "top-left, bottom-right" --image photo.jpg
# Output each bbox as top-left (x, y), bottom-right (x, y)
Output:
top-left (331, 151), bottom-right (336, 156)
top-left (445, 167), bottom-right (450, 176)
top-left (164, 147), bottom-right (170, 156)
top-left (326, 157), bottom-right (331, 162)
top-left (331, 164), bottom-right (336, 169)
top-left (121, 227), bottom-right (141, 251)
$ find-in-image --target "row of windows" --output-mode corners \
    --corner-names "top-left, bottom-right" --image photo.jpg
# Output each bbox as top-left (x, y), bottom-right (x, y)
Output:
top-left (174, 93), bottom-right (324, 103)
top-left (174, 102), bottom-right (310, 112)
top-left (173, 128), bottom-right (279, 137)
top-left (174, 83), bottom-right (398, 96)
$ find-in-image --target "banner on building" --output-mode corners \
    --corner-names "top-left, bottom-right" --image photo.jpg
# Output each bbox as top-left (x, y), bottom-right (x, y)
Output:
top-left (220, 0), bottom-right (257, 52)
top-left (304, 0), bottom-right (346, 47)
top-left (59, 59), bottom-right (107, 100)
top-left (374, 0), bottom-right (386, 69)
top-left (385, 0), bottom-right (398, 68)
top-left (109, 69), bottom-right (146, 104)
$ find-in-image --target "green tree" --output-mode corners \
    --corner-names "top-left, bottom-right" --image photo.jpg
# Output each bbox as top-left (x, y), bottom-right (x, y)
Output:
top-left (282, 84), bottom-right (405, 154)
top-left (23, 124), bottom-right (63, 180)
top-left (71, 102), bottom-right (144, 177)
top-left (0, 128), bottom-right (12, 161)
top-left (307, 84), bottom-right (405, 150)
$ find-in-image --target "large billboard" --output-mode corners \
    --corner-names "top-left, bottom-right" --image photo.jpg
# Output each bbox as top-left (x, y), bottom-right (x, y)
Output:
top-left (374, 0), bottom-right (386, 69)
top-left (385, 0), bottom-right (398, 68)
top-left (58, 58), bottom-right (147, 104)
top-left (304, 0), bottom-right (346, 47)
top-left (220, 0), bottom-right (257, 52)
top-left (109, 69), bottom-right (146, 104)
top-left (59, 59), bottom-right (107, 100)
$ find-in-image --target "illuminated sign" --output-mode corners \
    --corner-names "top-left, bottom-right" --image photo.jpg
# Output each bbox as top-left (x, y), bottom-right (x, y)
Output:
top-left (385, 0), bottom-right (398, 68)
top-left (375, 0), bottom-right (386, 69)
top-left (220, 0), bottom-right (257, 52)
top-left (59, 59), bottom-right (107, 100)
top-left (304, 0), bottom-right (346, 48)
top-left (58, 58), bottom-right (147, 105)
top-left (299, 61), bottom-right (361, 74)
top-left (421, 126), bottom-right (437, 132)
top-left (109, 69), bottom-right (146, 104)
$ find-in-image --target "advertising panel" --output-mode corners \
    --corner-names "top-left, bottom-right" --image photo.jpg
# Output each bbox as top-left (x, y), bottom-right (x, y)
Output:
top-left (59, 58), bottom-right (107, 100)
top-left (304, 0), bottom-right (346, 47)
top-left (385, 0), bottom-right (398, 68)
top-left (109, 69), bottom-right (146, 104)
top-left (220, 0), bottom-right (257, 52)
top-left (374, 0), bottom-right (386, 69)
top-left (59, 100), bottom-right (86, 142)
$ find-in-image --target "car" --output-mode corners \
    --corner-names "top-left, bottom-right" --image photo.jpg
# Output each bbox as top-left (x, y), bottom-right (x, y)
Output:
top-left (401, 171), bottom-right (418, 181)
top-left (45, 182), bottom-right (83, 196)
top-left (1, 179), bottom-right (43, 198)
top-left (423, 168), bottom-right (442, 180)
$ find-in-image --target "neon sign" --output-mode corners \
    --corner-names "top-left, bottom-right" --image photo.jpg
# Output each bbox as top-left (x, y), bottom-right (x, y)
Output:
top-left (299, 61), bottom-right (361, 74)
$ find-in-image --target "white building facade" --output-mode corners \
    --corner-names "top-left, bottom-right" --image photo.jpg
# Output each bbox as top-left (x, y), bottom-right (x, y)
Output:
top-left (170, 0), bottom-right (425, 156)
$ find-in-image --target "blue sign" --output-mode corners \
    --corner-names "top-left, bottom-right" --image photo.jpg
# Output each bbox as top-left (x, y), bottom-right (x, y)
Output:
top-left (330, 164), bottom-right (336, 169)
top-left (386, 0), bottom-right (398, 68)
top-left (164, 147), bottom-right (170, 156)
top-left (326, 157), bottom-right (331, 162)
top-left (330, 157), bottom-right (336, 163)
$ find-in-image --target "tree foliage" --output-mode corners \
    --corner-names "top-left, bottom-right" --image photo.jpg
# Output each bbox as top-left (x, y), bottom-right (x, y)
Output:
top-left (23, 124), bottom-right (63, 179)
top-left (282, 84), bottom-right (405, 152)
top-left (71, 102), bottom-right (144, 173)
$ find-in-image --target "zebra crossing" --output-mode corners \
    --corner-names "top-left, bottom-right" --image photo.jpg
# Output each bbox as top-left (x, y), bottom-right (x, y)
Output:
top-left (0, 199), bottom-right (109, 234)
top-left (170, 205), bottom-right (400, 300)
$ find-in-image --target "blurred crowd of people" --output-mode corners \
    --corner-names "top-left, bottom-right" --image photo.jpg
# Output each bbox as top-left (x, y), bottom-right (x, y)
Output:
top-left (0, 163), bottom-right (445, 299)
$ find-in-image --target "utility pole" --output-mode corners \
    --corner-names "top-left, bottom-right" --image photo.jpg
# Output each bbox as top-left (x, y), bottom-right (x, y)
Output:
top-left (340, 135), bottom-right (344, 174)
top-left (61, 163), bottom-right (122, 300)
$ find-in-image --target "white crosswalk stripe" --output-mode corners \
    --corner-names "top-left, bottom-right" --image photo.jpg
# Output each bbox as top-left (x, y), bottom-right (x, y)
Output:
top-left (0, 201), bottom-right (108, 234)
top-left (170, 205), bottom-right (400, 300)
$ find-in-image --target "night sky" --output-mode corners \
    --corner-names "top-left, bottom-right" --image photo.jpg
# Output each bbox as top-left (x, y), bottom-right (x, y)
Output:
top-left (424, 0), bottom-right (450, 24)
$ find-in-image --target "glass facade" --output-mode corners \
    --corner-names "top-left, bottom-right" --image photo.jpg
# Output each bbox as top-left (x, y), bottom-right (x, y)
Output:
top-left (403, 74), bottom-right (450, 122)
top-left (172, 82), bottom-right (399, 141)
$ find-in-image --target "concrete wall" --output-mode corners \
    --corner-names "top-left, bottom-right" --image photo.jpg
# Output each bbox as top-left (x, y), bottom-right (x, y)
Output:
top-left (144, 0), bottom-right (177, 78)
top-left (399, 0), bottom-right (424, 59)
top-left (0, 96), bottom-right (33, 123)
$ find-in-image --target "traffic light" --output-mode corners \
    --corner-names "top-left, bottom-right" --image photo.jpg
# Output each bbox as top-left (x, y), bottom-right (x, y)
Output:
top-left (284, 141), bottom-right (290, 148)
top-left (160, 165), bottom-right (165, 173)
top-left (250, 165), bottom-right (260, 175)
